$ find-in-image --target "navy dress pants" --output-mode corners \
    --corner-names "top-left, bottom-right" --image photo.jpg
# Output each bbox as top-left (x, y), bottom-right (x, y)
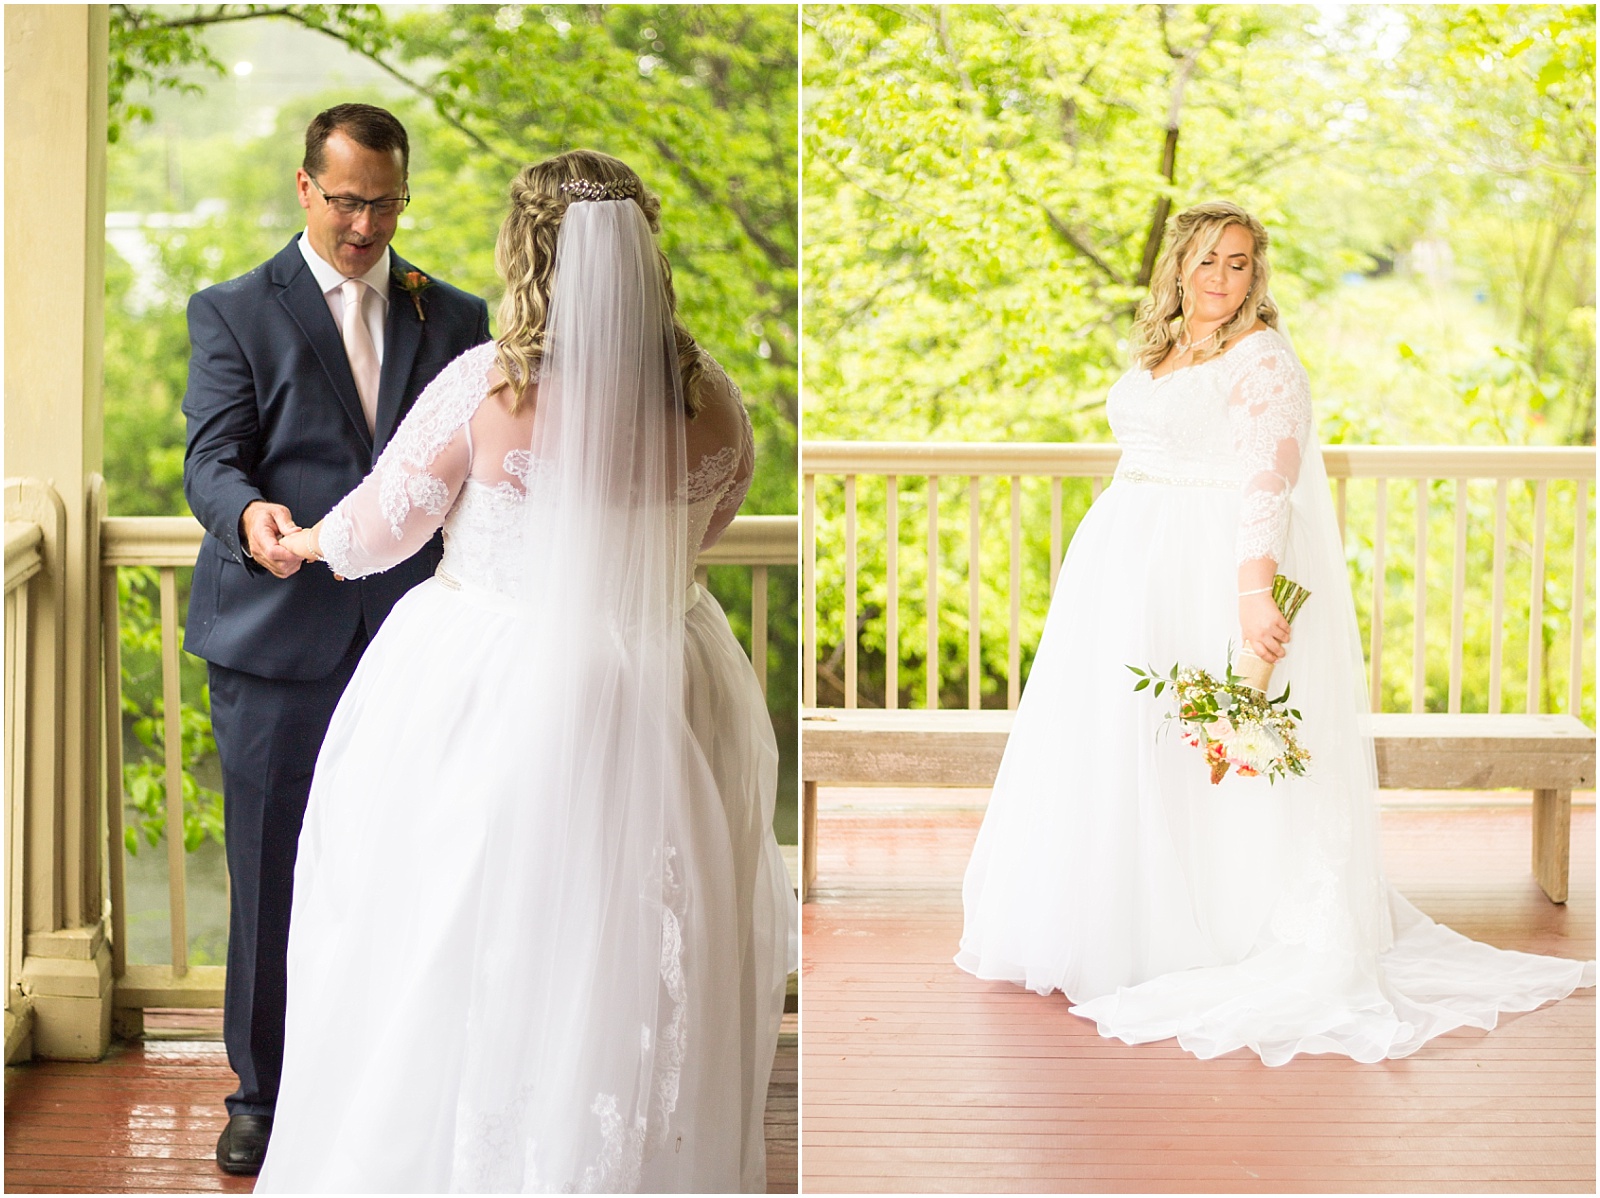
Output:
top-left (208, 627), bottom-right (366, 1116)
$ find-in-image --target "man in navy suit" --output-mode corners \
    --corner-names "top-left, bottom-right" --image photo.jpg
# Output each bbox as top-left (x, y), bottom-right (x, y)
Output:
top-left (181, 103), bottom-right (490, 1174)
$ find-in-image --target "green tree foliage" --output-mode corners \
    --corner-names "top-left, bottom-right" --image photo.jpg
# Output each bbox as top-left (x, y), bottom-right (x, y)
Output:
top-left (803, 4), bottom-right (1593, 722)
top-left (105, 4), bottom-right (800, 847)
top-left (805, 4), bottom-right (1593, 443)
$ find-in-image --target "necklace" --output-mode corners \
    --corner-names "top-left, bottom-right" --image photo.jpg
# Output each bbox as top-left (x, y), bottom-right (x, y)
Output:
top-left (1176, 325), bottom-right (1221, 355)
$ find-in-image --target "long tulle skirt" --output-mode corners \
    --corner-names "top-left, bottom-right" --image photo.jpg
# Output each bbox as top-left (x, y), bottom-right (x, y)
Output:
top-left (256, 578), bottom-right (794, 1191)
top-left (956, 478), bottom-right (1593, 1065)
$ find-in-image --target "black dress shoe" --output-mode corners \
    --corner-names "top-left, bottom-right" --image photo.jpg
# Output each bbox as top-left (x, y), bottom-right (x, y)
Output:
top-left (216, 1113), bottom-right (274, 1175)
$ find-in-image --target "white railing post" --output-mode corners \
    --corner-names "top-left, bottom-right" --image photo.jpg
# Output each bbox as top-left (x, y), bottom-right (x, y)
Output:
top-left (1449, 479), bottom-right (1467, 714)
top-left (1571, 481), bottom-right (1588, 719)
top-left (803, 474), bottom-right (816, 708)
top-left (967, 476), bottom-right (980, 711)
top-left (1528, 480), bottom-right (1549, 714)
top-left (885, 477), bottom-right (898, 709)
top-left (1007, 477), bottom-right (1022, 710)
top-left (1371, 478), bottom-right (1387, 712)
top-left (1490, 480), bottom-right (1509, 713)
top-left (843, 476), bottom-right (857, 709)
top-left (926, 476), bottom-right (939, 711)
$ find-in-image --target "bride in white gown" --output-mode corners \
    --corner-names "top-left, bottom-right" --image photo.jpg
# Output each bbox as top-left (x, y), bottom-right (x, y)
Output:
top-left (956, 200), bottom-right (1593, 1066)
top-left (255, 151), bottom-right (795, 1191)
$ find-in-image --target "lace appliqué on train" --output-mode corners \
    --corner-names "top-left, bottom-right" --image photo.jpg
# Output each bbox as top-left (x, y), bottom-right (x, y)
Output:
top-left (581, 844), bottom-right (690, 1193)
top-left (448, 1085), bottom-right (542, 1193)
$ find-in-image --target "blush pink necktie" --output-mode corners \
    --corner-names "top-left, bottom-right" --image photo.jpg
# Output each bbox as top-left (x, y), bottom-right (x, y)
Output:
top-left (339, 277), bottom-right (380, 436)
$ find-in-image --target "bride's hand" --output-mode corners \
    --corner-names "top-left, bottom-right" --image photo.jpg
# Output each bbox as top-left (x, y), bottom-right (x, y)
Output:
top-left (1240, 592), bottom-right (1291, 664)
top-left (281, 526), bottom-right (320, 563)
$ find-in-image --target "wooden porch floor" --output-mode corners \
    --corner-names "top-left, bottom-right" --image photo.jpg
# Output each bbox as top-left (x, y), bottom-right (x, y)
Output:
top-left (802, 788), bottom-right (1596, 1194)
top-left (4, 1010), bottom-right (798, 1193)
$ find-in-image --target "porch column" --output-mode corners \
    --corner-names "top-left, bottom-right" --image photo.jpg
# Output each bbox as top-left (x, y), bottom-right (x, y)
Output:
top-left (5, 3), bottom-right (111, 1061)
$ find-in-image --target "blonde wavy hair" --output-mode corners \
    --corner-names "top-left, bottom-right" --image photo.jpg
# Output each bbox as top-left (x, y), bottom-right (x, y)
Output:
top-left (1129, 201), bottom-right (1278, 371)
top-left (491, 148), bottom-right (705, 415)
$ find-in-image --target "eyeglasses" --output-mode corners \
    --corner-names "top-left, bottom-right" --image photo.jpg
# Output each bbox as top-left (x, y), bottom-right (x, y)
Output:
top-left (307, 174), bottom-right (410, 219)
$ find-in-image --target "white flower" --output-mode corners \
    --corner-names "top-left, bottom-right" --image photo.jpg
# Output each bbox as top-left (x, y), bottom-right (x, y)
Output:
top-left (1219, 719), bottom-right (1285, 771)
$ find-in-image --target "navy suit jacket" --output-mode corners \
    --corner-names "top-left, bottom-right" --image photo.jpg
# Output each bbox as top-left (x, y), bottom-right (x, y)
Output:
top-left (182, 236), bottom-right (491, 681)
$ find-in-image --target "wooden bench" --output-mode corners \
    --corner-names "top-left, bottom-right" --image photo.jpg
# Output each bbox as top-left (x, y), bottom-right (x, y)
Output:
top-left (800, 709), bottom-right (1595, 904)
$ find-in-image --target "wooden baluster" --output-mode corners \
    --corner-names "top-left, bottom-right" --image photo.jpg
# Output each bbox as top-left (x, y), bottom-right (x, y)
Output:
top-left (102, 566), bottom-right (128, 979)
top-left (1527, 479), bottom-right (1548, 714)
top-left (1570, 480), bottom-right (1588, 719)
top-left (751, 566), bottom-right (768, 699)
top-left (1008, 476), bottom-right (1021, 710)
top-left (968, 476), bottom-right (980, 711)
top-left (159, 567), bottom-right (187, 976)
top-left (1448, 479), bottom-right (1467, 715)
top-left (926, 476), bottom-right (939, 711)
top-left (1489, 479), bottom-right (1508, 713)
top-left (1370, 478), bottom-right (1387, 713)
top-left (1413, 478), bottom-right (1427, 713)
top-left (886, 477), bottom-right (899, 710)
top-left (1336, 476), bottom-right (1347, 547)
top-left (803, 473), bottom-right (816, 708)
top-left (1049, 478), bottom-right (1062, 596)
top-left (844, 475), bottom-right (857, 709)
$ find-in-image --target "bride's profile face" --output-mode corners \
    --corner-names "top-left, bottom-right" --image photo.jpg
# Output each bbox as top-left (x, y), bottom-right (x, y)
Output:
top-left (1184, 222), bottom-right (1255, 327)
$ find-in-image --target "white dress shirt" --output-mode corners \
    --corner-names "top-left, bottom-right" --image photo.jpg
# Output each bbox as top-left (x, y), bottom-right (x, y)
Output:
top-left (298, 233), bottom-right (391, 364)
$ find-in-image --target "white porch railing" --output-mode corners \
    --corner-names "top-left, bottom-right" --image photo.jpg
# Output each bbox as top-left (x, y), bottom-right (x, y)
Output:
top-left (802, 443), bottom-right (1594, 721)
top-left (94, 513), bottom-right (796, 1011)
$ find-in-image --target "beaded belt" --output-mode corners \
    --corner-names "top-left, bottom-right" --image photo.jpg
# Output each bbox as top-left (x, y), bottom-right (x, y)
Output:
top-left (433, 569), bottom-right (702, 616)
top-left (1114, 465), bottom-right (1236, 490)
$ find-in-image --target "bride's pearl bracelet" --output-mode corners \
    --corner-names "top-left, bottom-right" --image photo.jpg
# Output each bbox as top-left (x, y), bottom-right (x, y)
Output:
top-left (1239, 585), bottom-right (1272, 596)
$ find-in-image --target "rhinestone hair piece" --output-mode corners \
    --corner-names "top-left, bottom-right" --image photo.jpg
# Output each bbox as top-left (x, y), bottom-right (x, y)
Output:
top-left (559, 178), bottom-right (641, 203)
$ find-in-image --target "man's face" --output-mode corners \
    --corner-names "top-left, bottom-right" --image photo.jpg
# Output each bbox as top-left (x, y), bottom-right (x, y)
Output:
top-left (296, 129), bottom-right (407, 277)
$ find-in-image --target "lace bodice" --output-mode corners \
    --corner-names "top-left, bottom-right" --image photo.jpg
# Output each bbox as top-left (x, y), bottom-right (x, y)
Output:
top-left (320, 342), bottom-right (755, 598)
top-left (1105, 327), bottom-right (1311, 565)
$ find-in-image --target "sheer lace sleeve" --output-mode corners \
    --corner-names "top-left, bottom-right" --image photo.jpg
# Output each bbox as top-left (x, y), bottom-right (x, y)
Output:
top-left (702, 402), bottom-right (754, 551)
top-left (1226, 331), bottom-right (1312, 568)
top-left (688, 358), bottom-right (755, 552)
top-left (321, 344), bottom-right (493, 579)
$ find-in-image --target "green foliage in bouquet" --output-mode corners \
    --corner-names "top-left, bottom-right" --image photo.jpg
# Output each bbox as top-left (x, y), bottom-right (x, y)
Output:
top-left (1128, 653), bottom-right (1310, 785)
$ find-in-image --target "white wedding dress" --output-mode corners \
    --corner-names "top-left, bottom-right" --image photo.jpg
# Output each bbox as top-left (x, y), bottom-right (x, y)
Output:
top-left (956, 326), bottom-right (1593, 1065)
top-left (255, 336), bottom-right (795, 1191)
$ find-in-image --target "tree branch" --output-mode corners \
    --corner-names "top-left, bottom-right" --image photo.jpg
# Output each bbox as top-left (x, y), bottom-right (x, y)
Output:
top-left (113, 4), bottom-right (299, 31)
top-left (653, 137), bottom-right (796, 271)
top-left (114, 5), bottom-right (519, 167)
top-left (1136, 12), bottom-right (1220, 286)
top-left (1038, 200), bottom-right (1125, 284)
top-left (815, 151), bottom-right (931, 216)
top-left (934, 6), bottom-right (981, 108)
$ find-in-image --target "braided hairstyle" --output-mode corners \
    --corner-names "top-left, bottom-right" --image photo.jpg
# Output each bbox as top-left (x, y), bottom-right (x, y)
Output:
top-left (492, 148), bottom-right (706, 415)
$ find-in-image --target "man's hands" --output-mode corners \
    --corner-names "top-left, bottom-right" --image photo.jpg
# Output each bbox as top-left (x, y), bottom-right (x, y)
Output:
top-left (240, 501), bottom-right (303, 579)
top-left (280, 522), bottom-right (342, 580)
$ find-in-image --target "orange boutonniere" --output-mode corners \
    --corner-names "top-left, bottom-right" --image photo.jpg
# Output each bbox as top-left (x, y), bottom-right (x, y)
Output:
top-left (395, 269), bottom-right (431, 321)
